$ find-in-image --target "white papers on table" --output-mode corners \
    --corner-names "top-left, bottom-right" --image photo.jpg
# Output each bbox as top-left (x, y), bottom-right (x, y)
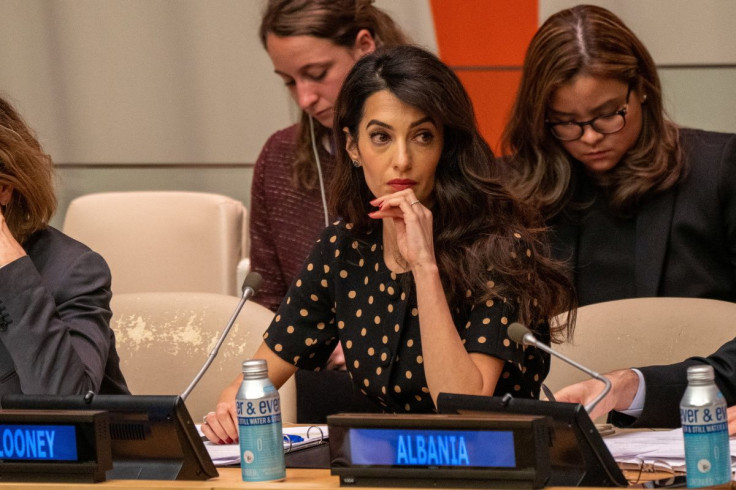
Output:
top-left (197, 425), bottom-right (329, 467)
top-left (604, 428), bottom-right (736, 473)
top-left (205, 440), bottom-right (240, 466)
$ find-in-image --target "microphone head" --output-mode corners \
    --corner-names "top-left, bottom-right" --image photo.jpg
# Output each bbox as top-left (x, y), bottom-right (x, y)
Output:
top-left (508, 322), bottom-right (533, 346)
top-left (241, 271), bottom-right (263, 294)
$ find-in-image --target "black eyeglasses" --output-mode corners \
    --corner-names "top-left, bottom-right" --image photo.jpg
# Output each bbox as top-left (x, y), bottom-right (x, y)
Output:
top-left (546, 87), bottom-right (631, 141)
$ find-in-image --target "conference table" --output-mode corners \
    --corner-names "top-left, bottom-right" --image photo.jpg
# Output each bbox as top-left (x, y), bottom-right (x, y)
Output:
top-left (0, 467), bottom-right (674, 489)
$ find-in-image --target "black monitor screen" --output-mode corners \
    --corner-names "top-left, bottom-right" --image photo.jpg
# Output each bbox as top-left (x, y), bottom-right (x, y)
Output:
top-left (0, 394), bottom-right (217, 481)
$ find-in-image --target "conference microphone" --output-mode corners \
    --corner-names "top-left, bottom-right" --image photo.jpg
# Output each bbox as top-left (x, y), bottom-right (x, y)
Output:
top-left (180, 271), bottom-right (263, 401)
top-left (508, 322), bottom-right (611, 414)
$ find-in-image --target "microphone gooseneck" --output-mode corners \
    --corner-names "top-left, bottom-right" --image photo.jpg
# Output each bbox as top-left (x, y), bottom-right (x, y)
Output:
top-left (508, 322), bottom-right (612, 414)
top-left (180, 271), bottom-right (263, 401)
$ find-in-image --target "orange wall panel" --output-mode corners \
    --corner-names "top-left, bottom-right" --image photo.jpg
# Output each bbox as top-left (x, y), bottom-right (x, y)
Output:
top-left (429, 0), bottom-right (537, 66)
top-left (430, 0), bottom-right (539, 152)
top-left (456, 70), bottom-right (522, 154)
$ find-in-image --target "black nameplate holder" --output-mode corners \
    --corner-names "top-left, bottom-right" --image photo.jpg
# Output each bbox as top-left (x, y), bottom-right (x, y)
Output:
top-left (0, 410), bottom-right (111, 483)
top-left (329, 412), bottom-right (554, 489)
top-left (437, 393), bottom-right (628, 487)
top-left (1, 394), bottom-right (218, 481)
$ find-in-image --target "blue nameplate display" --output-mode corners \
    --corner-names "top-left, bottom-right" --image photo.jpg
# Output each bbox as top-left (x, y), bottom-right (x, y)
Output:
top-left (349, 428), bottom-right (516, 468)
top-left (0, 423), bottom-right (78, 461)
top-left (329, 413), bottom-right (552, 489)
top-left (0, 410), bottom-right (111, 483)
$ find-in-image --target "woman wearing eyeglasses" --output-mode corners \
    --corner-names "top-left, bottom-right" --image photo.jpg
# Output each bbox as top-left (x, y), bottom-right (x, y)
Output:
top-left (502, 5), bottom-right (736, 428)
top-left (503, 4), bottom-right (736, 307)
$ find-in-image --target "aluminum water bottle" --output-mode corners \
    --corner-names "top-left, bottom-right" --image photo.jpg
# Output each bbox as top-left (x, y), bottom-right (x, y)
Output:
top-left (236, 359), bottom-right (285, 482)
top-left (680, 365), bottom-right (731, 488)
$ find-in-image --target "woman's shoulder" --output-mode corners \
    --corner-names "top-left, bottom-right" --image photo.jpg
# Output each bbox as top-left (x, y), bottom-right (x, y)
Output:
top-left (261, 124), bottom-right (300, 153)
top-left (678, 128), bottom-right (736, 180)
top-left (253, 124), bottom-right (300, 184)
top-left (679, 127), bottom-right (736, 151)
top-left (25, 226), bottom-right (92, 256)
top-left (318, 220), bottom-right (359, 241)
top-left (24, 226), bottom-right (109, 276)
top-left (316, 221), bottom-right (379, 250)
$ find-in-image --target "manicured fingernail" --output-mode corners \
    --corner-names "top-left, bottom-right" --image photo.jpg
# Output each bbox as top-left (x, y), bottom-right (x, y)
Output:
top-left (225, 437), bottom-right (233, 444)
top-left (218, 439), bottom-right (225, 445)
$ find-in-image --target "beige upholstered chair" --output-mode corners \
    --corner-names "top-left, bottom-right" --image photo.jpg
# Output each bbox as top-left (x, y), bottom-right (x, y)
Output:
top-left (111, 292), bottom-right (296, 423)
top-left (63, 191), bottom-right (249, 296)
top-left (544, 297), bottom-right (736, 393)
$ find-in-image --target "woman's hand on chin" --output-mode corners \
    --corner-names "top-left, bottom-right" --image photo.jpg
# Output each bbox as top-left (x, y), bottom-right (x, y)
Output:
top-left (368, 190), bottom-right (436, 270)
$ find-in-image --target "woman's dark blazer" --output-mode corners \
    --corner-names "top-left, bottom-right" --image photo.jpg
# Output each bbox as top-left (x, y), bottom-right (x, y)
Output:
top-left (551, 128), bottom-right (736, 427)
top-left (0, 226), bottom-right (129, 395)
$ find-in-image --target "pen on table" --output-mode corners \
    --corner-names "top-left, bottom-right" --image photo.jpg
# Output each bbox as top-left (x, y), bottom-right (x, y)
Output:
top-left (201, 434), bottom-right (306, 444)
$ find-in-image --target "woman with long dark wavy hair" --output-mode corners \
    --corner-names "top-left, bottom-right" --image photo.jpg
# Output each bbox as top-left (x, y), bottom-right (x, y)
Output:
top-left (202, 45), bottom-right (574, 444)
top-left (504, 5), bottom-right (736, 429)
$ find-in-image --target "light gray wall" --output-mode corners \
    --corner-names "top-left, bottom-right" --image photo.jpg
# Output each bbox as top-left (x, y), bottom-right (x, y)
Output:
top-left (1, 1), bottom-right (285, 165)
top-left (0, 0), bottom-right (437, 228)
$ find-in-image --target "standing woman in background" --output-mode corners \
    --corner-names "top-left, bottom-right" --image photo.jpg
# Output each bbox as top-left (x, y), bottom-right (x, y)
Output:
top-left (251, 0), bottom-right (408, 315)
top-left (502, 5), bottom-right (736, 426)
top-left (250, 0), bottom-right (409, 420)
top-left (0, 95), bottom-right (128, 395)
top-left (201, 45), bottom-right (575, 444)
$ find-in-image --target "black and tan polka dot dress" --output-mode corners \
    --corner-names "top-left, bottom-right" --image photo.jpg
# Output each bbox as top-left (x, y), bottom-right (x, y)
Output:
top-left (263, 222), bottom-right (549, 413)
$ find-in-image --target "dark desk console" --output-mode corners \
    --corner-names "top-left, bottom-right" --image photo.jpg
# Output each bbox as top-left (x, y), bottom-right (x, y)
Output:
top-left (329, 412), bottom-right (554, 488)
top-left (1, 394), bottom-right (217, 481)
top-left (0, 410), bottom-right (111, 483)
top-left (437, 393), bottom-right (627, 487)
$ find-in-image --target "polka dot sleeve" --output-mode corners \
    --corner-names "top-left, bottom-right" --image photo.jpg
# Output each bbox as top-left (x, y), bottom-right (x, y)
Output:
top-left (263, 226), bottom-right (340, 370)
top-left (461, 297), bottom-right (528, 365)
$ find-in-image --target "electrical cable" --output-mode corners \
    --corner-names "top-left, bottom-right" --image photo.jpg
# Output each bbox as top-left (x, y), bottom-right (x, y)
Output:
top-left (308, 115), bottom-right (330, 228)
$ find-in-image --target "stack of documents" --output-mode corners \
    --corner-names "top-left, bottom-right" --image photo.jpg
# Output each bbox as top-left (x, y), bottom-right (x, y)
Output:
top-left (201, 425), bottom-right (329, 466)
top-left (604, 428), bottom-right (736, 473)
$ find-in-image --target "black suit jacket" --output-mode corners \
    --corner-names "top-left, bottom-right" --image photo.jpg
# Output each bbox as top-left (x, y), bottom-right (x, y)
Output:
top-left (551, 129), bottom-right (736, 427)
top-left (0, 226), bottom-right (129, 395)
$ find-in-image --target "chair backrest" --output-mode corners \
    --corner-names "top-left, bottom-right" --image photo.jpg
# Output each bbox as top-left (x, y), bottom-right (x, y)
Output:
top-left (63, 191), bottom-right (248, 296)
top-left (544, 297), bottom-right (736, 393)
top-left (111, 292), bottom-right (296, 423)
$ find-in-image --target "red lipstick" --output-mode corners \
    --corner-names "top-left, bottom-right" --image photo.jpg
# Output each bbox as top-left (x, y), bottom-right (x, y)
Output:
top-left (387, 179), bottom-right (417, 191)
